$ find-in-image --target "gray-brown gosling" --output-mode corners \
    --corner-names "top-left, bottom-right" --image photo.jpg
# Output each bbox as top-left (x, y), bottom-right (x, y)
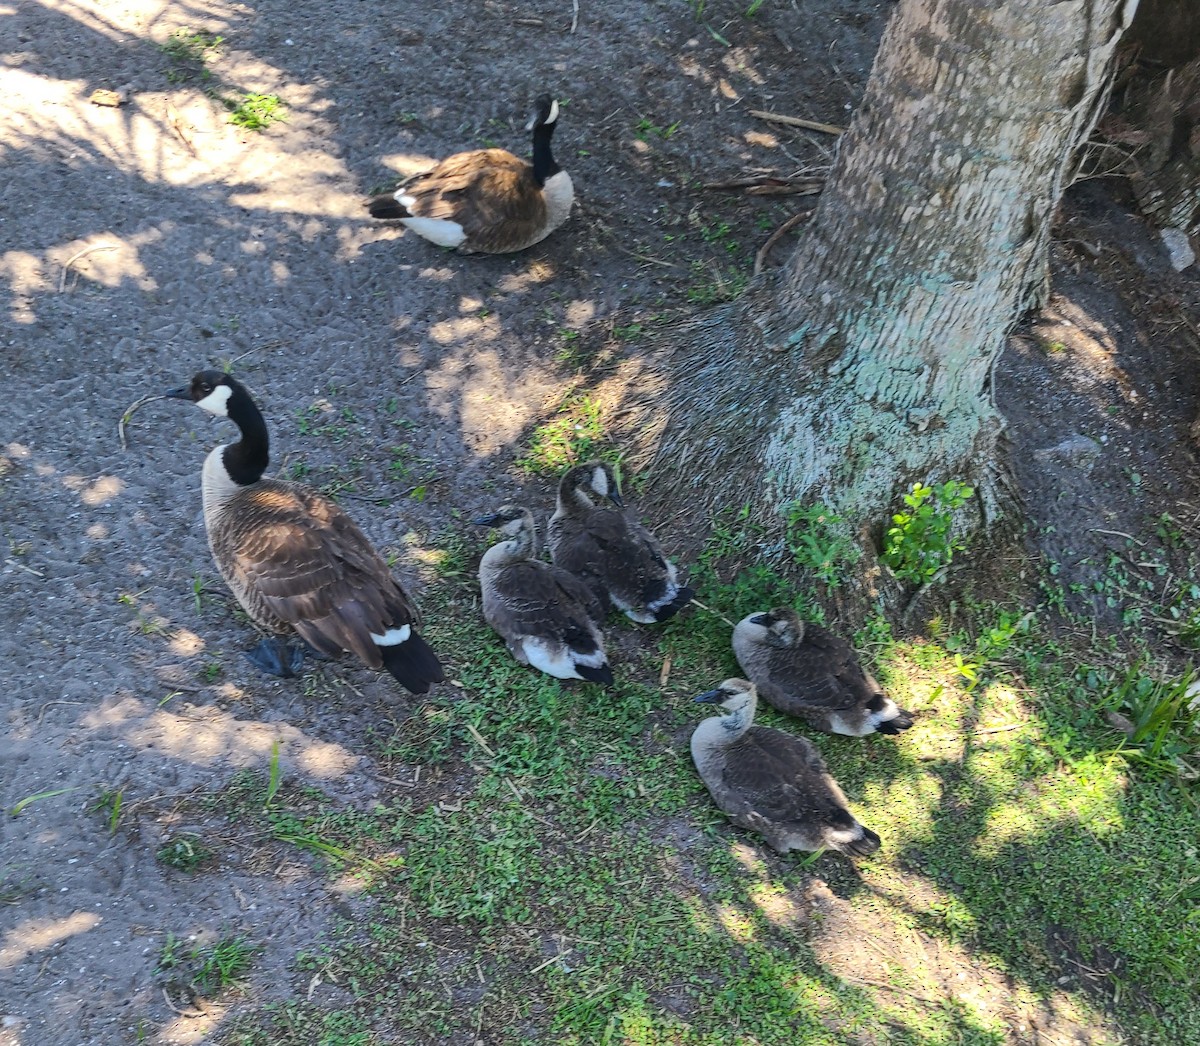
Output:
top-left (367, 94), bottom-right (573, 254)
top-left (546, 461), bottom-right (693, 623)
top-left (166, 370), bottom-right (444, 694)
top-left (473, 505), bottom-right (613, 684)
top-left (732, 607), bottom-right (912, 737)
top-left (691, 678), bottom-right (881, 858)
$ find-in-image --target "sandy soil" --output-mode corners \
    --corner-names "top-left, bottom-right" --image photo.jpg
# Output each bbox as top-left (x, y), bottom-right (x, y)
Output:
top-left (1, 1), bottom-right (1197, 1043)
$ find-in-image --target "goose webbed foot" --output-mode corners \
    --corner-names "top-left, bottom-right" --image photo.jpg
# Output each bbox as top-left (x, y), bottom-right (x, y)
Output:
top-left (245, 638), bottom-right (307, 678)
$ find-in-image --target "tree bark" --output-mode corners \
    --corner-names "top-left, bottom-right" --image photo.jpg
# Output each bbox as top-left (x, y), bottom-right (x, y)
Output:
top-left (633, 0), bottom-right (1138, 548)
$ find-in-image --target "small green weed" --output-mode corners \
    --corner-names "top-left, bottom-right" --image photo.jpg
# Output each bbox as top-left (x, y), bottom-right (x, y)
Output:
top-left (157, 834), bottom-right (215, 872)
top-left (687, 260), bottom-right (748, 304)
top-left (1101, 667), bottom-right (1198, 781)
top-left (90, 789), bottom-right (124, 834)
top-left (225, 93), bottom-right (284, 131)
top-left (784, 502), bottom-right (858, 584)
top-left (162, 27), bottom-right (222, 80)
top-left (881, 479), bottom-right (975, 584)
top-left (194, 935), bottom-right (260, 990)
top-left (634, 117), bottom-right (681, 142)
top-left (518, 394), bottom-right (612, 474)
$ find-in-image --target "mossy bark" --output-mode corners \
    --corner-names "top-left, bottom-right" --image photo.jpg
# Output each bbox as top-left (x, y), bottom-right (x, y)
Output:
top-left (633, 0), bottom-right (1137, 550)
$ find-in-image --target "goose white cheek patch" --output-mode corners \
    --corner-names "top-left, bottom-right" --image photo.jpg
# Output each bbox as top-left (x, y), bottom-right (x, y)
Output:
top-left (195, 384), bottom-right (233, 416)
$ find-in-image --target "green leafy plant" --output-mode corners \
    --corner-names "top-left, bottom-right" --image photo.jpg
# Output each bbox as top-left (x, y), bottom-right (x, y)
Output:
top-left (881, 480), bottom-right (974, 584)
top-left (90, 789), bottom-right (124, 834)
top-left (194, 936), bottom-right (260, 990)
top-left (517, 394), bottom-right (612, 474)
top-left (225, 93), bottom-right (284, 131)
top-left (157, 834), bottom-right (214, 871)
top-left (1102, 667), bottom-right (1199, 781)
top-left (784, 502), bottom-right (858, 584)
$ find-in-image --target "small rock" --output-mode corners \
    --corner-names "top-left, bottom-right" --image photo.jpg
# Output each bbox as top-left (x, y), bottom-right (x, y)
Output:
top-left (89, 88), bottom-right (126, 108)
top-left (1160, 227), bottom-right (1195, 271)
top-left (1032, 434), bottom-right (1102, 468)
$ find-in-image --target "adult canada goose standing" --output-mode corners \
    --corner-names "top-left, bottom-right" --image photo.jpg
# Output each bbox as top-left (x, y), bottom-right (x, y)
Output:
top-left (691, 678), bottom-right (880, 857)
top-left (367, 94), bottom-right (573, 254)
top-left (546, 461), bottom-right (693, 623)
top-left (732, 607), bottom-right (913, 737)
top-left (166, 370), bottom-right (444, 694)
top-left (474, 505), bottom-right (613, 684)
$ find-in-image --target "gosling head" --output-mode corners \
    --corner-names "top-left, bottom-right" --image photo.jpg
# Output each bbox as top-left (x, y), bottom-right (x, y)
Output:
top-left (747, 607), bottom-right (805, 648)
top-left (472, 504), bottom-right (533, 537)
top-left (694, 677), bottom-right (757, 715)
top-left (561, 460), bottom-right (622, 508)
top-left (166, 369), bottom-right (238, 417)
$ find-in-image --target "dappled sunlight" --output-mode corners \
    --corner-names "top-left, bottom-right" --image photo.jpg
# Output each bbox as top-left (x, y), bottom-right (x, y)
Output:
top-left (715, 901), bottom-right (757, 944)
top-left (975, 762), bottom-right (1126, 859)
top-left (0, 912), bottom-right (101, 969)
top-left (167, 628), bottom-right (206, 656)
top-left (377, 150), bottom-right (442, 179)
top-left (78, 692), bottom-right (360, 779)
top-left (62, 473), bottom-right (125, 506)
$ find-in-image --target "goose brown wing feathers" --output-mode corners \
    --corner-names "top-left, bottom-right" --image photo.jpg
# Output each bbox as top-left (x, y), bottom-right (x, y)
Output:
top-left (493, 560), bottom-right (604, 646)
top-left (721, 729), bottom-right (848, 827)
top-left (404, 150), bottom-right (548, 249)
top-left (553, 509), bottom-right (670, 607)
top-left (216, 483), bottom-right (420, 666)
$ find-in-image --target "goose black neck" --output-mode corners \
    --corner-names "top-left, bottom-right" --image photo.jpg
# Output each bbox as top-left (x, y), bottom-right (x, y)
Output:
top-left (222, 382), bottom-right (270, 485)
top-left (530, 123), bottom-right (561, 187)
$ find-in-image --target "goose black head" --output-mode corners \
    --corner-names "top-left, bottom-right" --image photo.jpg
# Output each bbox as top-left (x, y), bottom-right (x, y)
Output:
top-left (526, 94), bottom-right (560, 132)
top-left (562, 460), bottom-right (622, 508)
top-left (166, 370), bottom-right (238, 417)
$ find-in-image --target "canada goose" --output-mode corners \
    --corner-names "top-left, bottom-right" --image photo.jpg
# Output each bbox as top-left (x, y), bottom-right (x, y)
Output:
top-left (546, 461), bottom-right (693, 623)
top-left (474, 505), bottom-right (613, 684)
top-left (732, 608), bottom-right (913, 737)
top-left (691, 678), bottom-right (880, 857)
top-left (165, 370), bottom-right (444, 694)
top-left (367, 94), bottom-right (573, 254)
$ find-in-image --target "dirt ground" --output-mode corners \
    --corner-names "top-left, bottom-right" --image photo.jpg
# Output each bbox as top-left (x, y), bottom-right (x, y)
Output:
top-left (1, 1), bottom-right (1198, 1044)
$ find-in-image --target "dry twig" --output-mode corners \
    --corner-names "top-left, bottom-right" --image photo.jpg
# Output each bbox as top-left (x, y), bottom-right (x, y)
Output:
top-left (754, 212), bottom-right (811, 276)
top-left (59, 244), bottom-right (118, 292)
top-left (119, 394), bottom-right (168, 450)
top-left (749, 109), bottom-right (844, 136)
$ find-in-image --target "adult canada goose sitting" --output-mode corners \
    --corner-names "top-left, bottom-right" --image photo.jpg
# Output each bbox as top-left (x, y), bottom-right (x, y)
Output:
top-left (367, 94), bottom-right (573, 254)
top-left (691, 678), bottom-right (880, 858)
top-left (546, 461), bottom-right (693, 623)
top-left (474, 505), bottom-right (613, 684)
top-left (732, 607), bottom-right (913, 737)
top-left (166, 370), bottom-right (444, 694)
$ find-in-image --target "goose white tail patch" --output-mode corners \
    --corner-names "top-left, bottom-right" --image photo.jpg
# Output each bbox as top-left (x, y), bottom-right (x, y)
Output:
top-left (868, 698), bottom-right (902, 729)
top-left (371, 624), bottom-right (412, 646)
top-left (400, 216), bottom-right (468, 248)
top-left (827, 825), bottom-right (864, 846)
top-left (195, 384), bottom-right (233, 417)
top-left (522, 637), bottom-right (605, 680)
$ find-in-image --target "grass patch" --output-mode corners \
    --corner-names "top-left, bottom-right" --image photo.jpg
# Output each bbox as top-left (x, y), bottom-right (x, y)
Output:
top-left (184, 517), bottom-right (1198, 1046)
top-left (517, 393), bottom-right (615, 475)
top-left (225, 93), bottom-right (285, 131)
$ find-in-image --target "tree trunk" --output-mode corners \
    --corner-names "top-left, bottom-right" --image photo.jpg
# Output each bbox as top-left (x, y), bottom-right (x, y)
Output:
top-left (634, 0), bottom-right (1137, 548)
